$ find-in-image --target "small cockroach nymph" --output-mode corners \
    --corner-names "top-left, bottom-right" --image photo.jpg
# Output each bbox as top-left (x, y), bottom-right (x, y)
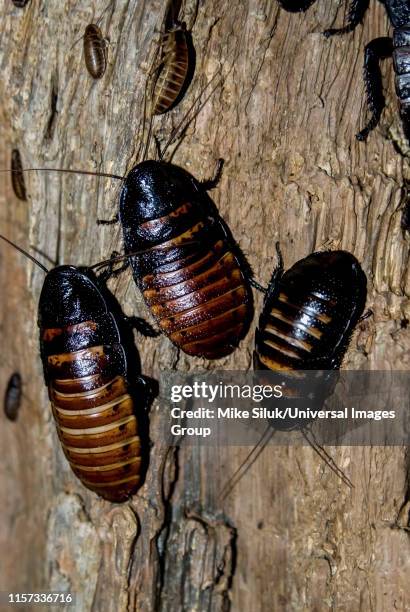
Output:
top-left (220, 249), bottom-right (367, 499)
top-left (11, 149), bottom-right (27, 201)
top-left (0, 235), bottom-right (157, 502)
top-left (4, 372), bottom-right (22, 422)
top-left (83, 23), bottom-right (108, 79)
top-left (150, 0), bottom-right (196, 115)
top-left (71, 2), bottom-right (113, 79)
top-left (278, 0), bottom-right (410, 145)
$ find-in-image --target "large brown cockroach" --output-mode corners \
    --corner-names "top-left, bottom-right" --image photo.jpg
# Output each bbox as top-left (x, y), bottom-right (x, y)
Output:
top-left (11, 149), bottom-right (27, 201)
top-left (99, 159), bottom-right (255, 360)
top-left (150, 0), bottom-right (196, 115)
top-left (221, 249), bottom-right (367, 498)
top-left (278, 0), bottom-right (410, 144)
top-left (4, 372), bottom-right (23, 422)
top-left (0, 235), bottom-right (155, 502)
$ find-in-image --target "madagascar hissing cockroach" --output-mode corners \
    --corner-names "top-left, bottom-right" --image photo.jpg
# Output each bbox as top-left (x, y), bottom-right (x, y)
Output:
top-left (83, 24), bottom-right (108, 79)
top-left (11, 149), bottom-right (27, 201)
top-left (254, 249), bottom-right (367, 383)
top-left (4, 372), bottom-right (22, 422)
top-left (99, 159), bottom-right (254, 359)
top-left (150, 0), bottom-right (196, 115)
top-left (278, 0), bottom-right (410, 144)
top-left (0, 234), bottom-right (156, 502)
top-left (220, 249), bottom-right (367, 498)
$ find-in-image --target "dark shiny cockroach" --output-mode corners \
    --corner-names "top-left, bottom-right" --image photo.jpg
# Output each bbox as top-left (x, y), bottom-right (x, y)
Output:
top-left (150, 0), bottom-right (196, 115)
top-left (254, 250), bottom-right (367, 378)
top-left (11, 149), bottom-right (27, 201)
top-left (4, 372), bottom-right (22, 421)
top-left (12, 0), bottom-right (30, 6)
top-left (117, 159), bottom-right (254, 359)
top-left (278, 0), bottom-right (410, 144)
top-left (220, 250), bottom-right (367, 498)
top-left (83, 24), bottom-right (108, 79)
top-left (0, 235), bottom-right (155, 502)
top-left (401, 181), bottom-right (410, 235)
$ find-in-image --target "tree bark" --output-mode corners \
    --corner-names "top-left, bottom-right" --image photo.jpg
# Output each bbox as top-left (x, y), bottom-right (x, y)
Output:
top-left (0, 1), bottom-right (409, 611)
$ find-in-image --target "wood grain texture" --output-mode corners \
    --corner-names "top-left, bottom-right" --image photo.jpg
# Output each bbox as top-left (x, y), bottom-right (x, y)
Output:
top-left (0, 1), bottom-right (409, 611)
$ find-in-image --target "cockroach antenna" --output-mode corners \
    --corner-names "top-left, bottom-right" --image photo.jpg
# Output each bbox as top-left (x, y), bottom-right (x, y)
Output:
top-left (219, 425), bottom-right (276, 501)
top-left (301, 428), bottom-right (354, 489)
top-left (1, 167), bottom-right (125, 181)
top-left (0, 234), bottom-right (49, 273)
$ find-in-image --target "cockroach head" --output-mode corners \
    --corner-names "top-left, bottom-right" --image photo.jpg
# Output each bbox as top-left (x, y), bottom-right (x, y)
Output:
top-left (39, 265), bottom-right (105, 328)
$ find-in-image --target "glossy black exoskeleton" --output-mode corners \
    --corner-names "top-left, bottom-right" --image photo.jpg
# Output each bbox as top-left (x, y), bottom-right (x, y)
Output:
top-left (277, 0), bottom-right (316, 12)
top-left (38, 263), bottom-right (156, 502)
top-left (0, 233), bottom-right (157, 502)
top-left (99, 160), bottom-right (254, 359)
top-left (278, 0), bottom-right (410, 144)
top-left (4, 372), bottom-right (22, 421)
top-left (254, 250), bottom-right (367, 429)
top-left (220, 250), bottom-right (367, 498)
top-left (255, 250), bottom-right (367, 374)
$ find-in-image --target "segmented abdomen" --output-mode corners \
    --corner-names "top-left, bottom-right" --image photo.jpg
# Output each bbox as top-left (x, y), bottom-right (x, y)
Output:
top-left (42, 320), bottom-right (141, 502)
top-left (137, 202), bottom-right (252, 359)
top-left (83, 24), bottom-right (107, 79)
top-left (11, 149), bottom-right (27, 201)
top-left (152, 30), bottom-right (189, 114)
top-left (255, 288), bottom-right (336, 371)
top-left (393, 24), bottom-right (410, 140)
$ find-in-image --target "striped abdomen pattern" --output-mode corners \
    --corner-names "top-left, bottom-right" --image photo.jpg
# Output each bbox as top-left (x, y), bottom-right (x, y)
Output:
top-left (39, 268), bottom-right (142, 502)
top-left (255, 251), bottom-right (367, 372)
top-left (83, 24), bottom-right (107, 79)
top-left (136, 202), bottom-right (252, 359)
top-left (152, 29), bottom-right (189, 114)
top-left (255, 288), bottom-right (337, 371)
top-left (11, 148), bottom-right (27, 201)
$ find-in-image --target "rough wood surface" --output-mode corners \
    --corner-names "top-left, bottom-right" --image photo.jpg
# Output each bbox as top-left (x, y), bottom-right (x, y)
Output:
top-left (0, 1), bottom-right (409, 611)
